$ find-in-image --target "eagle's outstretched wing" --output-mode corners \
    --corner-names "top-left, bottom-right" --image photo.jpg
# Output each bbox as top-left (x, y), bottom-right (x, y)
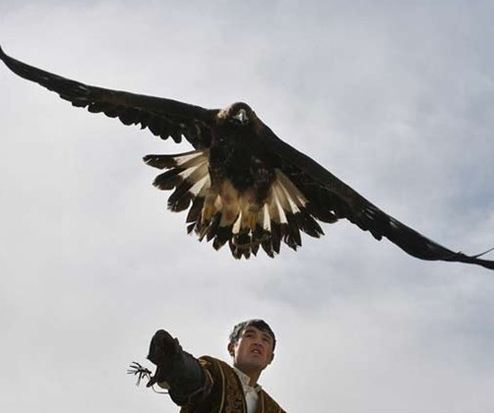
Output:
top-left (0, 45), bottom-right (218, 149)
top-left (261, 126), bottom-right (494, 270)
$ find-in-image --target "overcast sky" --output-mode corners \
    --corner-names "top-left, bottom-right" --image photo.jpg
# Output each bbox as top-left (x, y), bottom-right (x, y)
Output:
top-left (1, 1), bottom-right (494, 412)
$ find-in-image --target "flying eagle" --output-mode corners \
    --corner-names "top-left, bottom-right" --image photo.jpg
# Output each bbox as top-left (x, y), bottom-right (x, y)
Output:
top-left (1, 46), bottom-right (493, 269)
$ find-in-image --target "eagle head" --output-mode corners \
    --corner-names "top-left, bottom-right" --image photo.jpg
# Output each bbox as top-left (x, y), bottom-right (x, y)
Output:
top-left (219, 102), bottom-right (255, 126)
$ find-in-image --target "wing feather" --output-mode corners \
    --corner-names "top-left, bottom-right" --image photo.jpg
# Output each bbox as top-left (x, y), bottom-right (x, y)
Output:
top-left (261, 125), bottom-right (494, 270)
top-left (0, 46), bottom-right (218, 149)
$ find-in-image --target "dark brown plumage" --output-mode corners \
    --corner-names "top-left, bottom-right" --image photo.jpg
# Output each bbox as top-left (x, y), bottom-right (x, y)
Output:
top-left (1, 45), bottom-right (493, 269)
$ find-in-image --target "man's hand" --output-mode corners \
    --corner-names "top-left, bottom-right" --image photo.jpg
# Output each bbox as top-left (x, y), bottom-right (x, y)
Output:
top-left (130, 329), bottom-right (205, 404)
top-left (144, 329), bottom-right (184, 388)
top-left (147, 329), bottom-right (181, 366)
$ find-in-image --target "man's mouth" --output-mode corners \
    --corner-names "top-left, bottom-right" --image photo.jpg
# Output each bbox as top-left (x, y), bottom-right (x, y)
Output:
top-left (251, 348), bottom-right (262, 356)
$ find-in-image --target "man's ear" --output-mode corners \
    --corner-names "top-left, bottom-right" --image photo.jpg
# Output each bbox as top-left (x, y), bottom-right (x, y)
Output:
top-left (227, 341), bottom-right (235, 357)
top-left (268, 352), bottom-right (275, 365)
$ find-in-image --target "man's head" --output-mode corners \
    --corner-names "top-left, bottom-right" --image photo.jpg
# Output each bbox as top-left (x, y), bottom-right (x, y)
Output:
top-left (227, 319), bottom-right (276, 379)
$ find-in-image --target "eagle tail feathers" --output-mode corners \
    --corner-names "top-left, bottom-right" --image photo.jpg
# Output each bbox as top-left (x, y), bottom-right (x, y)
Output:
top-left (147, 151), bottom-right (333, 259)
top-left (143, 149), bottom-right (207, 170)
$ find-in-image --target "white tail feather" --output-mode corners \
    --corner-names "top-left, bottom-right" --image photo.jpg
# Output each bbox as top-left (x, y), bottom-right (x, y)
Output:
top-left (179, 159), bottom-right (208, 181)
top-left (190, 174), bottom-right (210, 197)
top-left (269, 185), bottom-right (288, 224)
top-left (183, 164), bottom-right (208, 189)
top-left (262, 204), bottom-right (271, 231)
top-left (174, 150), bottom-right (208, 167)
top-left (275, 169), bottom-right (307, 208)
top-left (232, 212), bottom-right (242, 234)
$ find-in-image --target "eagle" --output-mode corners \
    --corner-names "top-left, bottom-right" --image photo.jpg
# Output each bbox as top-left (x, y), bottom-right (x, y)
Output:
top-left (1, 45), bottom-right (493, 269)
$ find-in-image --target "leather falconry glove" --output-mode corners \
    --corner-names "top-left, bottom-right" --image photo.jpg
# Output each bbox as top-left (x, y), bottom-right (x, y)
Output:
top-left (146, 329), bottom-right (206, 405)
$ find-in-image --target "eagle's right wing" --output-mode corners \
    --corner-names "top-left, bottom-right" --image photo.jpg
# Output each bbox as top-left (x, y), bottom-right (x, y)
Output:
top-left (0, 45), bottom-right (218, 149)
top-left (261, 124), bottom-right (494, 270)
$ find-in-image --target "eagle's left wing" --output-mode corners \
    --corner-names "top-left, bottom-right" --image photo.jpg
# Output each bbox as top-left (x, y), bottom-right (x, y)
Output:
top-left (0, 46), bottom-right (218, 149)
top-left (262, 125), bottom-right (494, 270)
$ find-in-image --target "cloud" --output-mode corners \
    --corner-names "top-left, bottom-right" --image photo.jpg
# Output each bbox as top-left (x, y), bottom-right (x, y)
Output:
top-left (1, 2), bottom-right (494, 412)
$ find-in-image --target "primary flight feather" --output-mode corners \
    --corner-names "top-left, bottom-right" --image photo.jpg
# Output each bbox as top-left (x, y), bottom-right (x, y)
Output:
top-left (1, 45), bottom-right (493, 268)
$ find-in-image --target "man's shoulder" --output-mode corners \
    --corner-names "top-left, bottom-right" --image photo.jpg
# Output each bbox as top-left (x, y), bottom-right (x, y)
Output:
top-left (197, 355), bottom-right (233, 373)
top-left (197, 355), bottom-right (228, 365)
top-left (198, 356), bottom-right (286, 413)
top-left (195, 355), bottom-right (238, 389)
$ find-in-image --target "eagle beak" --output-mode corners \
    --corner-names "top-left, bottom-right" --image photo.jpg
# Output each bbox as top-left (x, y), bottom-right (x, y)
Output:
top-left (233, 109), bottom-right (249, 124)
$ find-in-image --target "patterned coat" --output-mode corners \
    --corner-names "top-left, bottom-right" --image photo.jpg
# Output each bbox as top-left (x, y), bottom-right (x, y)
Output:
top-left (179, 356), bottom-right (285, 413)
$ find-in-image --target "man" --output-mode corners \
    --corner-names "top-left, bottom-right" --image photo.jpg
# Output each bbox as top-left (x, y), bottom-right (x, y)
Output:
top-left (131, 319), bottom-right (285, 413)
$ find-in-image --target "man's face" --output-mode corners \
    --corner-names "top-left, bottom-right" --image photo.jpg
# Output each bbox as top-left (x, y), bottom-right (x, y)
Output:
top-left (228, 325), bottom-right (275, 375)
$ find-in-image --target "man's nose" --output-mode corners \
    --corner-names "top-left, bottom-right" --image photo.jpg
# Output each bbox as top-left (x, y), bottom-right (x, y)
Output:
top-left (252, 338), bottom-right (264, 348)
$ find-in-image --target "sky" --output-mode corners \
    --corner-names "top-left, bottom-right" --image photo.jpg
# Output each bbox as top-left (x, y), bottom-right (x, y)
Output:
top-left (1, 1), bottom-right (494, 412)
